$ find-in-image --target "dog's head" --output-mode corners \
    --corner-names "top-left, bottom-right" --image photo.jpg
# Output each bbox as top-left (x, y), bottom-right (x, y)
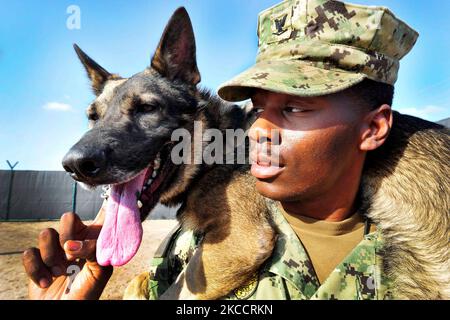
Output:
top-left (62, 8), bottom-right (207, 266)
top-left (63, 8), bottom-right (201, 214)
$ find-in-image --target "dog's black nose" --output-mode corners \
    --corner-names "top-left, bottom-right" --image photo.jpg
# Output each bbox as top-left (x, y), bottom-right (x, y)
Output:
top-left (62, 148), bottom-right (106, 179)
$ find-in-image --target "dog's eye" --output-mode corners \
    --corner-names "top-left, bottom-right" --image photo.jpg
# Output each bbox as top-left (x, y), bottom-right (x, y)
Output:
top-left (136, 103), bottom-right (158, 113)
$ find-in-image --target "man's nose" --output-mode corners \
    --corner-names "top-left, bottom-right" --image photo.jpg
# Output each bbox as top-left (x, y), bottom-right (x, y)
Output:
top-left (248, 117), bottom-right (281, 145)
top-left (62, 147), bottom-right (106, 180)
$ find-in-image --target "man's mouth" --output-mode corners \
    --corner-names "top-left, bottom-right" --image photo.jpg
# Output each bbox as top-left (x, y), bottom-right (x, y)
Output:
top-left (96, 151), bottom-right (172, 267)
top-left (250, 151), bottom-right (285, 180)
top-left (251, 160), bottom-right (285, 179)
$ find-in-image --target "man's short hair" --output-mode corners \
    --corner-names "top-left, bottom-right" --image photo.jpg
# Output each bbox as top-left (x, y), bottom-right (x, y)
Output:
top-left (345, 79), bottom-right (394, 111)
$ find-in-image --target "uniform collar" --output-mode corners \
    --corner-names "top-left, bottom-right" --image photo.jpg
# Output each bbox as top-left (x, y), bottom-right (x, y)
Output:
top-left (262, 199), bottom-right (321, 298)
top-left (311, 232), bottom-right (385, 300)
top-left (262, 198), bottom-right (387, 299)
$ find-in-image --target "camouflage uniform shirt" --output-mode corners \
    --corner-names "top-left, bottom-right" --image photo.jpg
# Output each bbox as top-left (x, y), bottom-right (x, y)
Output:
top-left (124, 199), bottom-right (395, 300)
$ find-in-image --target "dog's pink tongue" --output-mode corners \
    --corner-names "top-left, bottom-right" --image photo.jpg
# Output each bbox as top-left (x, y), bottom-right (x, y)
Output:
top-left (97, 171), bottom-right (147, 267)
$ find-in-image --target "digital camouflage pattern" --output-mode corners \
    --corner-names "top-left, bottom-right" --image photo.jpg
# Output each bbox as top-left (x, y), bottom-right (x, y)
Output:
top-left (218, 0), bottom-right (419, 102)
top-left (123, 198), bottom-right (395, 300)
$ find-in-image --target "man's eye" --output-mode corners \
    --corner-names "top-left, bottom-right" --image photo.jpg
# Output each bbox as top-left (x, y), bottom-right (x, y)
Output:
top-left (136, 103), bottom-right (158, 113)
top-left (252, 107), bottom-right (264, 115)
top-left (284, 106), bottom-right (309, 113)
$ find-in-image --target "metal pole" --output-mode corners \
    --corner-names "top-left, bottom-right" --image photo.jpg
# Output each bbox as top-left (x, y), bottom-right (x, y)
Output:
top-left (5, 160), bottom-right (19, 221)
top-left (72, 181), bottom-right (77, 213)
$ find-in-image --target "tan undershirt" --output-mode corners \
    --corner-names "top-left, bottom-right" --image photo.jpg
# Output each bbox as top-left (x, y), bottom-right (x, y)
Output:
top-left (279, 203), bottom-right (376, 285)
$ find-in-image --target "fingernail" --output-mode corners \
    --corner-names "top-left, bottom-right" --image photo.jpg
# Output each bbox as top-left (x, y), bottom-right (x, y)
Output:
top-left (65, 253), bottom-right (75, 261)
top-left (51, 266), bottom-right (63, 276)
top-left (39, 278), bottom-right (50, 288)
top-left (66, 240), bottom-right (82, 251)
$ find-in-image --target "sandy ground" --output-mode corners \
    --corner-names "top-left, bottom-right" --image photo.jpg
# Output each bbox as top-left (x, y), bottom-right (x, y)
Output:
top-left (0, 220), bottom-right (178, 300)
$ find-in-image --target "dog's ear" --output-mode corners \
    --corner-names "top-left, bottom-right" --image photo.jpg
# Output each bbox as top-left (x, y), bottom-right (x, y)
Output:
top-left (73, 44), bottom-right (115, 96)
top-left (151, 7), bottom-right (201, 86)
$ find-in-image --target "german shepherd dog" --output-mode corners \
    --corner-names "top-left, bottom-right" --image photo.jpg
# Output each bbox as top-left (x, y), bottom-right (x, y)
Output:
top-left (63, 8), bottom-right (275, 299)
top-left (63, 8), bottom-right (449, 299)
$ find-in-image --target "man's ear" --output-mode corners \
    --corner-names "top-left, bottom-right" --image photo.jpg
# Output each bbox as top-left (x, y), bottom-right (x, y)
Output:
top-left (359, 104), bottom-right (393, 151)
top-left (73, 44), bottom-right (115, 96)
top-left (151, 7), bottom-right (201, 86)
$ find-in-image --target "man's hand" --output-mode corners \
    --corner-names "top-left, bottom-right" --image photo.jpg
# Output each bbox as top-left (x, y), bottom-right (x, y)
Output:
top-left (22, 206), bottom-right (113, 300)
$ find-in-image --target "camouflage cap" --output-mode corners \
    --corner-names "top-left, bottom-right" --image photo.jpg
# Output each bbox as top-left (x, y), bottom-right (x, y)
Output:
top-left (218, 0), bottom-right (419, 102)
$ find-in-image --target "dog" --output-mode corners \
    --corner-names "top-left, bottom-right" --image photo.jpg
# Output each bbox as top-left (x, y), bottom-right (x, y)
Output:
top-left (63, 8), bottom-right (275, 300)
top-left (63, 8), bottom-right (449, 299)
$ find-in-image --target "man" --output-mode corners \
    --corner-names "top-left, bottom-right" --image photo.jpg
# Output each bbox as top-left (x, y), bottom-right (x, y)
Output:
top-left (23, 0), bottom-right (447, 300)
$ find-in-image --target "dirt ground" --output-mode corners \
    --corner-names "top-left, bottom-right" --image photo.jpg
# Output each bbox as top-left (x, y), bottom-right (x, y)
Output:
top-left (0, 219), bottom-right (178, 300)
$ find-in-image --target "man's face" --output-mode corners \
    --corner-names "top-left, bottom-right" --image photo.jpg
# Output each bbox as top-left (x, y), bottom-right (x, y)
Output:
top-left (249, 90), bottom-right (367, 203)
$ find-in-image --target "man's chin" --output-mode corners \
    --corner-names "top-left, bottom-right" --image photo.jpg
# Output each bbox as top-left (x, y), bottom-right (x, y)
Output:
top-left (254, 178), bottom-right (313, 203)
top-left (255, 179), bottom-right (290, 201)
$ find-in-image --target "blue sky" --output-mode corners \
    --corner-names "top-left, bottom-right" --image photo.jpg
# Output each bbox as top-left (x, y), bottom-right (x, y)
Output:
top-left (1, 0), bottom-right (449, 170)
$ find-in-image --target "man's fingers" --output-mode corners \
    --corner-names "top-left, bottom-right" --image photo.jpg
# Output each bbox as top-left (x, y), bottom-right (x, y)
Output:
top-left (59, 212), bottom-right (86, 249)
top-left (63, 239), bottom-right (98, 262)
top-left (38, 228), bottom-right (66, 276)
top-left (23, 248), bottom-right (53, 289)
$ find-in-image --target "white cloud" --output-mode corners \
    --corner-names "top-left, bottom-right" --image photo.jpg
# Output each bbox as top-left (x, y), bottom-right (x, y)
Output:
top-left (396, 105), bottom-right (446, 119)
top-left (43, 102), bottom-right (73, 112)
